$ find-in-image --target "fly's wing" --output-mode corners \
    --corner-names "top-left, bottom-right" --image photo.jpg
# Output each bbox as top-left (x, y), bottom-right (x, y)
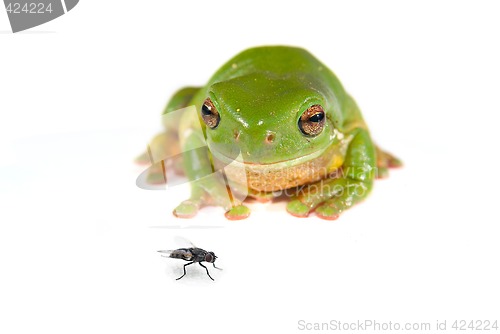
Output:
top-left (158, 248), bottom-right (195, 261)
top-left (157, 237), bottom-right (196, 261)
top-left (157, 249), bottom-right (175, 258)
top-left (174, 236), bottom-right (197, 248)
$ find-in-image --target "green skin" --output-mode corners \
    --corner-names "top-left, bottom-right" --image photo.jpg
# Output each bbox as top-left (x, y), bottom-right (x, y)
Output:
top-left (141, 46), bottom-right (400, 220)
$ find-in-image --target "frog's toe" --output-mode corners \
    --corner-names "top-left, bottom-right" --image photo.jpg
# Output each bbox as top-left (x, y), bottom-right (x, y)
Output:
top-left (173, 201), bottom-right (199, 219)
top-left (224, 205), bottom-right (250, 220)
top-left (315, 203), bottom-right (340, 221)
top-left (286, 200), bottom-right (311, 218)
top-left (388, 156), bottom-right (403, 168)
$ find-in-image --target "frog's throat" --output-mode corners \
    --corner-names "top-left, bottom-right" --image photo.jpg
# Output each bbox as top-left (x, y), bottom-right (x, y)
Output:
top-left (208, 142), bottom-right (348, 192)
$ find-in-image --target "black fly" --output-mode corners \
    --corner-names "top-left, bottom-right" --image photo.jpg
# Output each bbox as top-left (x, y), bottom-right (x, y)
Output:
top-left (158, 240), bottom-right (222, 281)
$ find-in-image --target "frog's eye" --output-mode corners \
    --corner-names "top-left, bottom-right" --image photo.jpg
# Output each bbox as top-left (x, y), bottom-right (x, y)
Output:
top-left (298, 105), bottom-right (325, 136)
top-left (201, 98), bottom-right (220, 129)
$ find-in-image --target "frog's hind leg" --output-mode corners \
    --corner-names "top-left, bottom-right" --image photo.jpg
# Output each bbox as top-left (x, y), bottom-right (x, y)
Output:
top-left (136, 132), bottom-right (183, 184)
top-left (136, 87), bottom-right (201, 183)
top-left (375, 145), bottom-right (402, 179)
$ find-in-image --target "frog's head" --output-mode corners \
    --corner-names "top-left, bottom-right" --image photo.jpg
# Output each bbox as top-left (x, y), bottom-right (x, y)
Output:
top-left (200, 72), bottom-right (342, 166)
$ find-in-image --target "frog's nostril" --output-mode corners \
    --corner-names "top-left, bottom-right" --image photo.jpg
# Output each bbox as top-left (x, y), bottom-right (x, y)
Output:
top-left (265, 132), bottom-right (276, 144)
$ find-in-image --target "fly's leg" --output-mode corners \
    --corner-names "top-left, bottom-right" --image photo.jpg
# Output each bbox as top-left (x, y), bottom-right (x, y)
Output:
top-left (176, 261), bottom-right (194, 280)
top-left (199, 263), bottom-right (214, 281)
top-left (213, 263), bottom-right (223, 270)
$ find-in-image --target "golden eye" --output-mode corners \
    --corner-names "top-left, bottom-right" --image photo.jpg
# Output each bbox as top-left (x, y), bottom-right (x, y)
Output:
top-left (201, 98), bottom-right (220, 129)
top-left (298, 105), bottom-right (325, 136)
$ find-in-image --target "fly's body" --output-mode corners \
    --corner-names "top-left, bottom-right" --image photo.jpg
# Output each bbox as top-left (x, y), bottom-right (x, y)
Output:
top-left (158, 246), bottom-right (221, 281)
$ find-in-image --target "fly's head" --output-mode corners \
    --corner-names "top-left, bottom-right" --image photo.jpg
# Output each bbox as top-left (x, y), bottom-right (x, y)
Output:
top-left (204, 251), bottom-right (217, 263)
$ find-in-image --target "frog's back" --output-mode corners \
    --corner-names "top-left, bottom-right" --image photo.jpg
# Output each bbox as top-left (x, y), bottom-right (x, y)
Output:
top-left (209, 46), bottom-right (321, 78)
top-left (207, 46), bottom-right (346, 98)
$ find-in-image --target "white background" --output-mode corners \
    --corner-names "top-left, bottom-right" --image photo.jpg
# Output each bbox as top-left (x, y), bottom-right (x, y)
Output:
top-left (1, 1), bottom-right (499, 333)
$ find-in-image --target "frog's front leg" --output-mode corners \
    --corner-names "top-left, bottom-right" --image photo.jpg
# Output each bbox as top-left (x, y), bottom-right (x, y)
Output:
top-left (172, 131), bottom-right (250, 220)
top-left (287, 129), bottom-right (376, 220)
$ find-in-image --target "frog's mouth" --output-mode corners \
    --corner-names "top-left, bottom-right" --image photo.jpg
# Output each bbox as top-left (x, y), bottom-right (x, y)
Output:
top-left (207, 141), bottom-right (330, 170)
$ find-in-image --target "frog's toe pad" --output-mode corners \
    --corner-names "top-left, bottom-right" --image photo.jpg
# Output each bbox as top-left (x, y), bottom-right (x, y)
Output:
top-left (286, 200), bottom-right (310, 218)
top-left (173, 201), bottom-right (198, 219)
top-left (225, 205), bottom-right (250, 220)
top-left (315, 204), bottom-right (340, 221)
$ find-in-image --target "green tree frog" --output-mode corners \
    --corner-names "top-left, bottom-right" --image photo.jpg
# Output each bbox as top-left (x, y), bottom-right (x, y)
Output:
top-left (138, 46), bottom-right (401, 220)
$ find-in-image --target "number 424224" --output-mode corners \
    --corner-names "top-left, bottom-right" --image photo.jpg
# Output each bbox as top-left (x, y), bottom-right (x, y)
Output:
top-left (452, 320), bottom-right (498, 331)
top-left (5, 3), bottom-right (53, 14)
